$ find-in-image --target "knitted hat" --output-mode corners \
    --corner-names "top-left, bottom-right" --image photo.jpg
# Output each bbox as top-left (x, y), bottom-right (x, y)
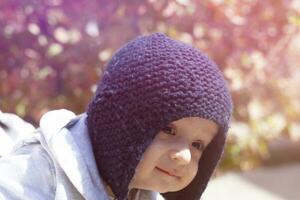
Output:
top-left (86, 32), bottom-right (232, 200)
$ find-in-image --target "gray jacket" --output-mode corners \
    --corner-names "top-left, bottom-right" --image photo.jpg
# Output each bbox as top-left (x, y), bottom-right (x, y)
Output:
top-left (0, 109), bottom-right (164, 200)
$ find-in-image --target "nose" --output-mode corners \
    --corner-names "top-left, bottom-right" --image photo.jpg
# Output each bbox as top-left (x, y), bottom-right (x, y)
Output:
top-left (169, 146), bottom-right (192, 165)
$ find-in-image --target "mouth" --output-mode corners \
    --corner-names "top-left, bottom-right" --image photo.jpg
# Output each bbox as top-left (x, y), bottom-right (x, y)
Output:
top-left (155, 167), bottom-right (180, 178)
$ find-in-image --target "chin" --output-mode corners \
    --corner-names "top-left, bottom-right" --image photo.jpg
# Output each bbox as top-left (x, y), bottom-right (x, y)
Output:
top-left (156, 188), bottom-right (169, 193)
top-left (159, 188), bottom-right (177, 194)
top-left (157, 186), bottom-right (182, 193)
top-left (148, 185), bottom-right (170, 193)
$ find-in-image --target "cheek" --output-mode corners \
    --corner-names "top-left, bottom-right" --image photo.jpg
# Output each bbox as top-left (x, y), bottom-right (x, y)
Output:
top-left (182, 160), bottom-right (199, 186)
top-left (134, 143), bottom-right (165, 176)
top-left (190, 162), bottom-right (199, 178)
top-left (129, 143), bottom-right (167, 189)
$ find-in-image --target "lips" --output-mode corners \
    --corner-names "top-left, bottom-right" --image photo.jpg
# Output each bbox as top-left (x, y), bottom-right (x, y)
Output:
top-left (155, 167), bottom-right (180, 178)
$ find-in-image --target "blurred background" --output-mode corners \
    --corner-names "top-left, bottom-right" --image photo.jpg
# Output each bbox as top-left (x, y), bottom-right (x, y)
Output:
top-left (0, 0), bottom-right (300, 199)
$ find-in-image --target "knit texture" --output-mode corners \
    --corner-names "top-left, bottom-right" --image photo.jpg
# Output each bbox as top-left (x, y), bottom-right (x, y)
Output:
top-left (86, 32), bottom-right (232, 200)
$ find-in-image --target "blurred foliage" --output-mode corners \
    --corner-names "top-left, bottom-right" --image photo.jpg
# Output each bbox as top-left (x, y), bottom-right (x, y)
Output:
top-left (1, 0), bottom-right (300, 171)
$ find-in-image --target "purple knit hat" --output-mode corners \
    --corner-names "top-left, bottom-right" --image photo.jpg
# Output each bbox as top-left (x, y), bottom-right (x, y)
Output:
top-left (86, 32), bottom-right (232, 200)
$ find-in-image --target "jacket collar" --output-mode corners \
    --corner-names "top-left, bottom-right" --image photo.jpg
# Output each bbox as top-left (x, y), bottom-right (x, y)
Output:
top-left (40, 109), bottom-right (109, 200)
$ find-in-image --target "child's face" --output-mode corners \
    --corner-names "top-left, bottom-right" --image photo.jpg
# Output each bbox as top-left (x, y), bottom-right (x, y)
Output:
top-left (128, 117), bottom-right (218, 193)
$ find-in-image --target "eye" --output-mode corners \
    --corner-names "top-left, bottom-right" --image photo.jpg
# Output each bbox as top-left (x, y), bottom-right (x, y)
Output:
top-left (161, 125), bottom-right (176, 135)
top-left (192, 141), bottom-right (205, 151)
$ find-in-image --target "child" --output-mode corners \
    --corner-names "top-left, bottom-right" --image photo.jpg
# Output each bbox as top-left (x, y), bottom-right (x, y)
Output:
top-left (0, 32), bottom-right (232, 200)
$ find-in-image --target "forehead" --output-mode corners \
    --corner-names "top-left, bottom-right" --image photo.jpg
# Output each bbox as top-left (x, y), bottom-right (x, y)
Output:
top-left (170, 117), bottom-right (218, 137)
